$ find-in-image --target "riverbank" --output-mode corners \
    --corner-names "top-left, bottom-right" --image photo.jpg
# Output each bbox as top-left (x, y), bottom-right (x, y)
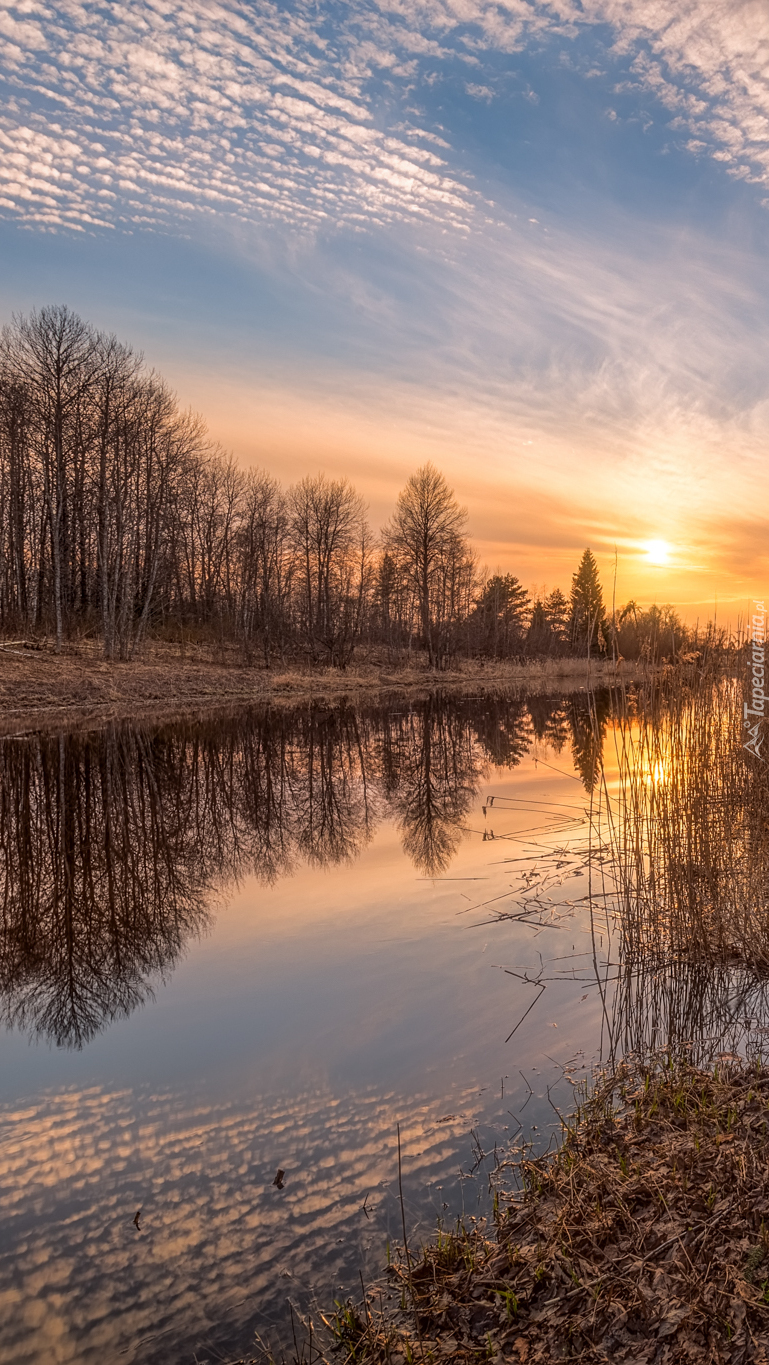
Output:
top-left (0, 642), bottom-right (647, 734)
top-left (314, 1060), bottom-right (769, 1365)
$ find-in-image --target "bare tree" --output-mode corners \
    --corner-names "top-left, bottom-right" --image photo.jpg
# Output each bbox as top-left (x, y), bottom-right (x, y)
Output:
top-left (237, 469), bottom-right (292, 666)
top-left (383, 463), bottom-right (475, 669)
top-left (5, 307), bottom-right (102, 651)
top-left (288, 473), bottom-right (372, 667)
top-left (0, 307), bottom-right (506, 672)
top-left (0, 361), bottom-right (35, 630)
top-left (0, 309), bottom-right (203, 659)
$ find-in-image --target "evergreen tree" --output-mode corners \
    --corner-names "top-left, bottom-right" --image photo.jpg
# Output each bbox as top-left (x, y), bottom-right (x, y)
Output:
top-left (526, 599), bottom-right (552, 654)
top-left (470, 574), bottom-right (530, 657)
top-left (544, 587), bottom-right (570, 643)
top-left (569, 549), bottom-right (605, 653)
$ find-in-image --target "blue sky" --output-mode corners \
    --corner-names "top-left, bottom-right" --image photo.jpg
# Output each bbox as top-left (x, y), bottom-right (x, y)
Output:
top-left (2, 0), bottom-right (769, 609)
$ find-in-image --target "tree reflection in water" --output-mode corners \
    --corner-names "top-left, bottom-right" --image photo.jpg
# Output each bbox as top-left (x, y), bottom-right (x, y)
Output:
top-left (4, 686), bottom-right (746, 1058)
top-left (386, 697), bottom-right (482, 875)
top-left (0, 697), bottom-right (537, 1047)
top-left (0, 731), bottom-right (212, 1048)
top-left (567, 691), bottom-right (613, 793)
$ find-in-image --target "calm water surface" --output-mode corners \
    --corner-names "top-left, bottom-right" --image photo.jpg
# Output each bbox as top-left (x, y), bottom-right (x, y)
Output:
top-left (0, 690), bottom-right (758, 1364)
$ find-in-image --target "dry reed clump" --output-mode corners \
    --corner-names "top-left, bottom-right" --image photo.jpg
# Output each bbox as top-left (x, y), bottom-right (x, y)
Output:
top-left (605, 665), bottom-right (769, 974)
top-left (319, 1062), bottom-right (769, 1365)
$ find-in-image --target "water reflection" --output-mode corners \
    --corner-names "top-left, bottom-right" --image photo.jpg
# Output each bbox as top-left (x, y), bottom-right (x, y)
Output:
top-left (0, 733), bottom-right (212, 1048)
top-left (611, 957), bottom-right (769, 1066)
top-left (2, 685), bottom-right (767, 1067)
top-left (3, 685), bottom-right (745, 1053)
top-left (567, 691), bottom-right (612, 792)
top-left (385, 698), bottom-right (483, 874)
top-left (0, 695), bottom-right (546, 1047)
top-left (5, 683), bottom-right (769, 1365)
top-left (0, 1077), bottom-right (487, 1365)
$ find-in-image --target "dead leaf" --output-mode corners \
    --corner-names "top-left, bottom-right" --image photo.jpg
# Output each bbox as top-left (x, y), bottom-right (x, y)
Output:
top-left (657, 1303), bottom-right (689, 1337)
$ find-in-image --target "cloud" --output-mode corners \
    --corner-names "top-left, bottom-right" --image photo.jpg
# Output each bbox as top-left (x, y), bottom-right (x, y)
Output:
top-left (2, 0), bottom-right (768, 606)
top-left (173, 183), bottom-right (769, 607)
top-left (0, 0), bottom-right (477, 235)
top-left (1, 0), bottom-right (768, 239)
top-left (590, 0), bottom-right (769, 185)
top-left (465, 82), bottom-right (494, 100)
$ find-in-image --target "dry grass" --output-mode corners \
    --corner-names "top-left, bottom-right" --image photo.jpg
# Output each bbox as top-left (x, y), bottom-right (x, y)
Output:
top-left (280, 1060), bottom-right (769, 1365)
top-left (602, 661), bottom-right (769, 977)
top-left (0, 640), bottom-right (647, 735)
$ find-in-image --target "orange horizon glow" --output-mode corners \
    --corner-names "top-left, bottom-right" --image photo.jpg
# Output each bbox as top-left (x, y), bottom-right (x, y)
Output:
top-left (161, 364), bottom-right (766, 627)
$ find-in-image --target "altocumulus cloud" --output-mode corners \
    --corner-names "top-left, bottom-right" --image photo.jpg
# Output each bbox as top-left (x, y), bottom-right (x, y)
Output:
top-left (1, 0), bottom-right (769, 239)
top-left (0, 0), bottom-right (477, 235)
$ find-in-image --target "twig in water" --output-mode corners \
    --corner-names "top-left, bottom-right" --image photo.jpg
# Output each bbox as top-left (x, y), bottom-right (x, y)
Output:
top-left (396, 1123), bottom-right (426, 1362)
top-left (505, 980), bottom-right (546, 1042)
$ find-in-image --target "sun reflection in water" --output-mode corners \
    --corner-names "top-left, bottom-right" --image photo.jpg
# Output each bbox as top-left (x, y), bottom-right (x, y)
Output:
top-left (645, 757), bottom-right (671, 787)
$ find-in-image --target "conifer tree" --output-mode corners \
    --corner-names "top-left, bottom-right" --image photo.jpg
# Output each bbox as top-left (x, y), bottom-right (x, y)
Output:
top-left (471, 573), bottom-right (530, 657)
top-left (544, 588), bottom-right (570, 644)
top-left (569, 549), bottom-right (605, 653)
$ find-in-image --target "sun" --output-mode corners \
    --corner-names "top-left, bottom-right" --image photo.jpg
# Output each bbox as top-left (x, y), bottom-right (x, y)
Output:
top-left (644, 539), bottom-right (671, 567)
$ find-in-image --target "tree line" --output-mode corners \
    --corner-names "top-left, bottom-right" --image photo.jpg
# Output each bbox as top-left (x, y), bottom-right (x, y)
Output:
top-left (0, 305), bottom-right (700, 666)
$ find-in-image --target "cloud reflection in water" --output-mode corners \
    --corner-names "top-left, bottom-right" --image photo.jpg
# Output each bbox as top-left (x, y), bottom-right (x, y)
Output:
top-left (0, 1078), bottom-right (485, 1365)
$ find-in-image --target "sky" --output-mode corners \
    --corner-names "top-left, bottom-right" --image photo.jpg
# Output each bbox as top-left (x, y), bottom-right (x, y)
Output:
top-left (1, 0), bottom-right (769, 616)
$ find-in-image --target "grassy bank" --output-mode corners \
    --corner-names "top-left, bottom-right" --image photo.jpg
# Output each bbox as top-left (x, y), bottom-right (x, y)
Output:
top-left (0, 640), bottom-right (646, 734)
top-left (310, 1061), bottom-right (769, 1365)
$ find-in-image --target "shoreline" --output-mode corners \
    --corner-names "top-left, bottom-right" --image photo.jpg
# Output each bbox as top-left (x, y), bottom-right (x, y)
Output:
top-left (0, 646), bottom-right (650, 736)
top-left (314, 1059), bottom-right (769, 1365)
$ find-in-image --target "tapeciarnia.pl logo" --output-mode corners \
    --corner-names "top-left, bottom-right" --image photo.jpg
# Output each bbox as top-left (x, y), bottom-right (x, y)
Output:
top-left (744, 599), bottom-right (766, 760)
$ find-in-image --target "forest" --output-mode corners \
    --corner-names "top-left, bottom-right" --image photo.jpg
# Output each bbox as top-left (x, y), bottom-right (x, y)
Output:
top-left (0, 306), bottom-right (699, 668)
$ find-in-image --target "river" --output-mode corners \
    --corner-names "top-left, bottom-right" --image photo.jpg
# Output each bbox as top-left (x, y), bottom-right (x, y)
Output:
top-left (0, 688), bottom-right (762, 1364)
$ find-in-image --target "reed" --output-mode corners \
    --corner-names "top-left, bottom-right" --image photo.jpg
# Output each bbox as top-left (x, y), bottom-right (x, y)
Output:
top-left (593, 652), bottom-right (769, 1070)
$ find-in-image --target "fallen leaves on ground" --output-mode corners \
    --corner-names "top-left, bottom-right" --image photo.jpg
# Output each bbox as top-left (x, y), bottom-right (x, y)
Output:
top-left (325, 1060), bottom-right (769, 1364)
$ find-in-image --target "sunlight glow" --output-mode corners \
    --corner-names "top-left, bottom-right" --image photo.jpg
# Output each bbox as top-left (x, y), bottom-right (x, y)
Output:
top-left (644, 540), bottom-right (671, 567)
top-left (645, 758), bottom-right (670, 788)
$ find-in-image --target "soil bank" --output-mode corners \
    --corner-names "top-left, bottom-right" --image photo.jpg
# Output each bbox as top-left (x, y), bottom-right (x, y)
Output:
top-left (0, 644), bottom-right (645, 735)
